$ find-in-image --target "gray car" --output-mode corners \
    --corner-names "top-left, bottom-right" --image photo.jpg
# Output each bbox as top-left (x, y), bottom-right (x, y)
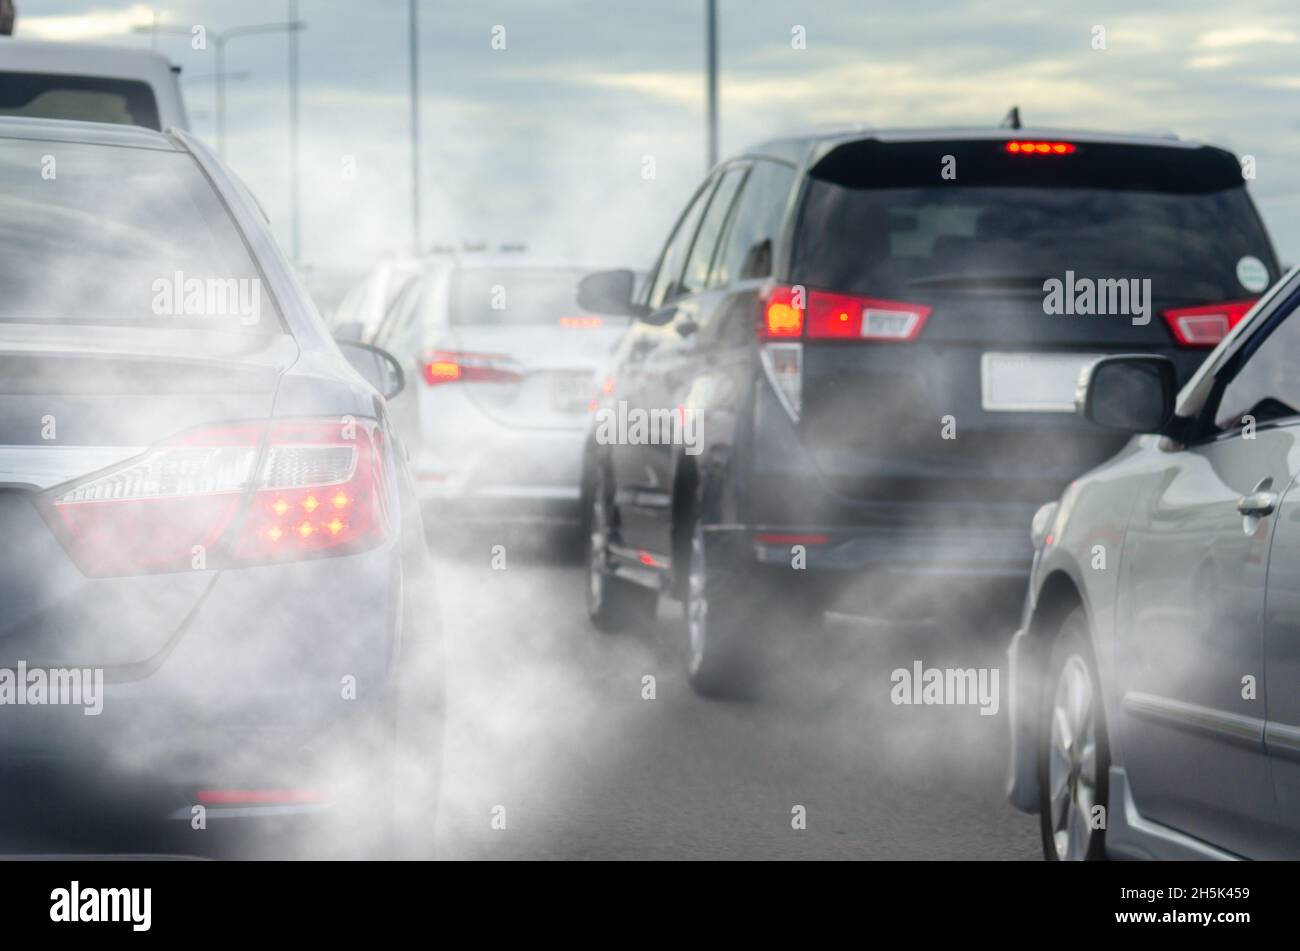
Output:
top-left (0, 117), bottom-right (441, 858)
top-left (1008, 266), bottom-right (1300, 859)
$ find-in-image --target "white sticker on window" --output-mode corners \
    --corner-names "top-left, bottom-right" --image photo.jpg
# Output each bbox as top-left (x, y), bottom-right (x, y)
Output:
top-left (1237, 255), bottom-right (1269, 293)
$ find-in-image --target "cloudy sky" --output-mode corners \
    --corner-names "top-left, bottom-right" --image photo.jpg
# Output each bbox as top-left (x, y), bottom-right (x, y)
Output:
top-left (13, 0), bottom-right (1300, 276)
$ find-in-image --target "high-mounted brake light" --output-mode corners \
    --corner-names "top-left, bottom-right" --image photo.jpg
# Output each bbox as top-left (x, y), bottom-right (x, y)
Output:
top-left (1162, 298), bottom-right (1257, 347)
top-left (420, 348), bottom-right (525, 386)
top-left (559, 316), bottom-right (604, 329)
top-left (42, 418), bottom-right (391, 576)
top-left (1006, 141), bottom-right (1077, 155)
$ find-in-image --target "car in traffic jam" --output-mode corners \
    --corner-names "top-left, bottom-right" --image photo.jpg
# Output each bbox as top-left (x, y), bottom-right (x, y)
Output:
top-left (3, 1), bottom-right (1300, 911)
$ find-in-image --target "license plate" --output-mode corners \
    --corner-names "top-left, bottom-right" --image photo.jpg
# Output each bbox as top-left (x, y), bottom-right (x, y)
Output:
top-left (550, 372), bottom-right (593, 413)
top-left (980, 352), bottom-right (1102, 413)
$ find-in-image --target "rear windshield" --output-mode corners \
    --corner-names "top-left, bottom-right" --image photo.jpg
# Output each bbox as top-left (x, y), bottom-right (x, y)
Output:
top-left (0, 73), bottom-right (161, 129)
top-left (792, 140), bottom-right (1278, 306)
top-left (0, 139), bottom-right (278, 331)
top-left (450, 268), bottom-right (596, 325)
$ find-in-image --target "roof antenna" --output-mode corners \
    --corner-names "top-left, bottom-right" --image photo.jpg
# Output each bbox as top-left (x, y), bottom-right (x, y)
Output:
top-left (1000, 106), bottom-right (1022, 130)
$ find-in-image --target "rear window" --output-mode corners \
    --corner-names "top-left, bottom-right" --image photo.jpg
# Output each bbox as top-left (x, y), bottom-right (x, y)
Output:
top-left (450, 268), bottom-right (595, 325)
top-left (0, 73), bottom-right (161, 129)
top-left (792, 139), bottom-right (1278, 306)
top-left (0, 139), bottom-right (279, 332)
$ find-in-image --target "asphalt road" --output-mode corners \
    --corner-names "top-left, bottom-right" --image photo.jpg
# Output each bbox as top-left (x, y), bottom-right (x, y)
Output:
top-left (433, 537), bottom-right (1041, 860)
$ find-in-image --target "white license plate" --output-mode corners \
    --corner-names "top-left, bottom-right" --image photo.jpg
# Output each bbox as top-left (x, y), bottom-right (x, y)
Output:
top-left (550, 372), bottom-right (593, 412)
top-left (980, 352), bottom-right (1102, 413)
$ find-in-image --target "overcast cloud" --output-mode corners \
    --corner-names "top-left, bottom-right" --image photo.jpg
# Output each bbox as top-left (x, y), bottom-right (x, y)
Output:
top-left (13, 0), bottom-right (1300, 273)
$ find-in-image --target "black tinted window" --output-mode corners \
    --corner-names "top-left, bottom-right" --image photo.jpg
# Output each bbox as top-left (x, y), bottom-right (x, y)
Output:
top-left (681, 166), bottom-right (745, 295)
top-left (0, 73), bottom-right (161, 129)
top-left (792, 140), bottom-right (1276, 306)
top-left (711, 160), bottom-right (795, 287)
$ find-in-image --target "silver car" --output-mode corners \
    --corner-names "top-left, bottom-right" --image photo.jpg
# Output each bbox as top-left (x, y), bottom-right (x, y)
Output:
top-left (371, 256), bottom-right (631, 530)
top-left (1007, 267), bottom-right (1300, 859)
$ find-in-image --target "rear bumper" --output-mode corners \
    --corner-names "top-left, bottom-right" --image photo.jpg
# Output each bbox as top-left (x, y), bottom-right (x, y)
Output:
top-left (749, 522), bottom-right (1032, 576)
top-left (0, 543), bottom-right (426, 826)
top-left (411, 418), bottom-right (586, 525)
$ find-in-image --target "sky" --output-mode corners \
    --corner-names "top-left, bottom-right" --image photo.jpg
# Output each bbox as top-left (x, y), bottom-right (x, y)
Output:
top-left (11, 0), bottom-right (1300, 277)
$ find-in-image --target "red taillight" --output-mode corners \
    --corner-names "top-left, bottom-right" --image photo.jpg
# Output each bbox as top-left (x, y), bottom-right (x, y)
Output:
top-left (806, 291), bottom-right (931, 340)
top-left (559, 316), bottom-right (604, 329)
top-left (1005, 141), bottom-right (1077, 155)
top-left (760, 285), bottom-right (931, 341)
top-left (761, 285), bottom-right (805, 338)
top-left (1161, 298), bottom-right (1257, 347)
top-left (43, 418), bottom-right (391, 576)
top-left (420, 349), bottom-right (525, 386)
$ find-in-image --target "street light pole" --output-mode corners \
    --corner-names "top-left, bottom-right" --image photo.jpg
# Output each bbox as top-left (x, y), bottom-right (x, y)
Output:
top-left (409, 0), bottom-right (422, 255)
top-left (705, 0), bottom-right (718, 170)
top-left (289, 0), bottom-right (301, 265)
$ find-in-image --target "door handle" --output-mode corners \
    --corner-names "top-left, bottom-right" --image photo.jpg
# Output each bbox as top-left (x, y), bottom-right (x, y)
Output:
top-left (1237, 491), bottom-right (1278, 517)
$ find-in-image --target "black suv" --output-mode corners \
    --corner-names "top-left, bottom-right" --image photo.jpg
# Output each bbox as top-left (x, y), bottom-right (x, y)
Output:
top-left (577, 126), bottom-right (1279, 696)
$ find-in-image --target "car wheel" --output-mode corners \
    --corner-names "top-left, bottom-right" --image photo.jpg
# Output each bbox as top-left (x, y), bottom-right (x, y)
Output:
top-left (585, 465), bottom-right (657, 631)
top-left (683, 518), bottom-right (761, 698)
top-left (1038, 606), bottom-right (1109, 861)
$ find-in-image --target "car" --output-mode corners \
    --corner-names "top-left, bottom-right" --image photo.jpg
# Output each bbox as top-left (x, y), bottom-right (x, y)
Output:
top-left (369, 255), bottom-right (635, 535)
top-left (1005, 265), bottom-right (1300, 860)
top-left (0, 117), bottom-right (439, 858)
top-left (577, 124), bottom-right (1280, 696)
top-left (0, 37), bottom-right (189, 130)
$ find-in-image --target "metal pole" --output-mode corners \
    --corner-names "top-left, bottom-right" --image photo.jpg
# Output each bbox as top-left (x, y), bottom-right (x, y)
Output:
top-left (409, 0), bottom-right (422, 255)
top-left (216, 37), bottom-right (226, 160)
top-left (289, 0), bottom-right (301, 265)
top-left (705, 0), bottom-right (718, 170)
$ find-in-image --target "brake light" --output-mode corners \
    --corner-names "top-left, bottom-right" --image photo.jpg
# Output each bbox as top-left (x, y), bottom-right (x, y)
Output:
top-left (42, 418), bottom-right (391, 576)
top-left (761, 285), bottom-right (804, 338)
top-left (805, 291), bottom-right (931, 340)
top-left (1005, 141), bottom-right (1077, 155)
top-left (420, 349), bottom-right (525, 386)
top-left (1161, 299), bottom-right (1257, 347)
top-left (560, 316), bottom-right (604, 329)
top-left (760, 286), bottom-right (932, 341)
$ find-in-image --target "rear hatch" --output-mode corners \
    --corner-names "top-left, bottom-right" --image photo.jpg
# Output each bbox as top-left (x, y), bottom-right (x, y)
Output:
top-left (423, 266), bottom-right (628, 429)
top-left (784, 136), bottom-right (1279, 512)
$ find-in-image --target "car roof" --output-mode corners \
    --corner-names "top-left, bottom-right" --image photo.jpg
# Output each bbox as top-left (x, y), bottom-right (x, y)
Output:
top-left (0, 37), bottom-right (179, 82)
top-left (737, 124), bottom-right (1205, 167)
top-left (0, 115), bottom-right (182, 151)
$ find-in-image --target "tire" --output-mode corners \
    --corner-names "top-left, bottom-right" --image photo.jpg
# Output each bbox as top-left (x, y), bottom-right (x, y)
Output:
top-left (585, 465), bottom-right (657, 632)
top-left (1037, 605), bottom-right (1109, 861)
top-left (682, 517), bottom-right (764, 698)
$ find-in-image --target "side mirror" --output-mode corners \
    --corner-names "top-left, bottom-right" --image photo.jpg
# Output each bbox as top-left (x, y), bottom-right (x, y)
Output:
top-left (1078, 354), bottom-right (1176, 434)
top-left (577, 269), bottom-right (639, 317)
top-left (337, 340), bottom-right (405, 400)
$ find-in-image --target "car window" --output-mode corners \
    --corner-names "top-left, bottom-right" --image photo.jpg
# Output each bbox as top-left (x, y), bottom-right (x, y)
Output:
top-left (1214, 287), bottom-right (1300, 431)
top-left (450, 268), bottom-right (594, 324)
top-left (0, 73), bottom-right (161, 129)
top-left (710, 160), bottom-right (797, 288)
top-left (0, 138), bottom-right (279, 331)
top-left (372, 274), bottom-right (422, 351)
top-left (680, 166), bottom-right (747, 296)
top-left (646, 177), bottom-right (715, 311)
